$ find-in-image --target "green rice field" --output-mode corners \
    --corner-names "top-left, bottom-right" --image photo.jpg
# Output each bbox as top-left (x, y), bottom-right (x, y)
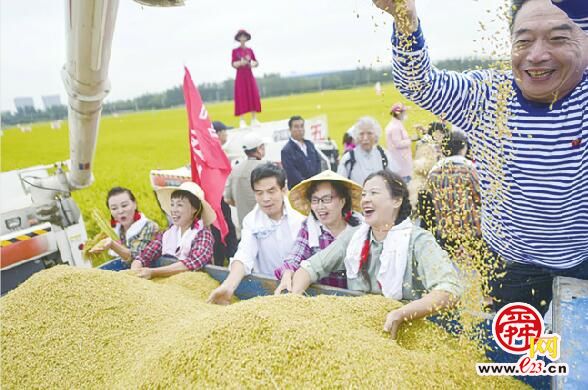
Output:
top-left (1, 82), bottom-right (437, 236)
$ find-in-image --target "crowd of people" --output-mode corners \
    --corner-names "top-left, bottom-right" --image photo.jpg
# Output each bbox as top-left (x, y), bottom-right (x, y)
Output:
top-left (89, 0), bottom-right (586, 340)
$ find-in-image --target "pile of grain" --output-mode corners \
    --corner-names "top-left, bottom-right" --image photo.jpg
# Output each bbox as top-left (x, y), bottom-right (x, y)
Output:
top-left (1, 266), bottom-right (527, 389)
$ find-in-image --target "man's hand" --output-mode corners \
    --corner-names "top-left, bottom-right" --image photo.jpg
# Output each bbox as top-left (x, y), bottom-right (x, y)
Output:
top-left (207, 284), bottom-right (235, 305)
top-left (383, 309), bottom-right (407, 339)
top-left (372, 0), bottom-right (418, 35)
top-left (274, 270), bottom-right (294, 295)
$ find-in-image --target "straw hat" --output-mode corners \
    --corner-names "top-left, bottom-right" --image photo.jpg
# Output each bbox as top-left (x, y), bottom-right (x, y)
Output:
top-left (288, 170), bottom-right (363, 216)
top-left (155, 181), bottom-right (216, 226)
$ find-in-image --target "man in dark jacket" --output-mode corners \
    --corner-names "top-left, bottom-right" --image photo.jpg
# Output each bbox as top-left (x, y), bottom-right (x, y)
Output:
top-left (281, 115), bottom-right (322, 189)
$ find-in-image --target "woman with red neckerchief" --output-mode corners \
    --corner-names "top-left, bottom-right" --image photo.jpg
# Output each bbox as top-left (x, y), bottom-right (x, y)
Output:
top-left (93, 187), bottom-right (159, 270)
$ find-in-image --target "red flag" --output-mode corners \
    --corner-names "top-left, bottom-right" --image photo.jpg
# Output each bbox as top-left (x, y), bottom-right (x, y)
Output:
top-left (183, 67), bottom-right (232, 242)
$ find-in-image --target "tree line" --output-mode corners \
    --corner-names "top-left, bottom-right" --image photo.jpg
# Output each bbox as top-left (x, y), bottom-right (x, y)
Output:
top-left (1, 58), bottom-right (500, 127)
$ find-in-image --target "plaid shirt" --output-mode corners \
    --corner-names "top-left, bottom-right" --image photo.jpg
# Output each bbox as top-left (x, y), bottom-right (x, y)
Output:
top-left (419, 157), bottom-right (482, 243)
top-left (274, 220), bottom-right (347, 288)
top-left (120, 220), bottom-right (159, 260)
top-left (135, 225), bottom-right (214, 271)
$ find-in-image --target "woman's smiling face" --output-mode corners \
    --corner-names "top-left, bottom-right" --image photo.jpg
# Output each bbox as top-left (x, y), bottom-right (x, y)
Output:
top-left (309, 182), bottom-right (346, 227)
top-left (361, 175), bottom-right (401, 230)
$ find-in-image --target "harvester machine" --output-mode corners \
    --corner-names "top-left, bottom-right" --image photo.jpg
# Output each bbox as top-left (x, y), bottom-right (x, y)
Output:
top-left (0, 0), bottom-right (184, 294)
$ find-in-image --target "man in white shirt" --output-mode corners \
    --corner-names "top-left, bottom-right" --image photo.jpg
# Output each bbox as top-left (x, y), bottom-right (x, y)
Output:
top-left (337, 116), bottom-right (398, 185)
top-left (208, 162), bottom-right (305, 304)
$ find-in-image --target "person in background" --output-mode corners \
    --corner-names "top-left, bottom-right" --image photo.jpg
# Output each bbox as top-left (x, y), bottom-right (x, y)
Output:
top-left (274, 170), bottom-right (363, 293)
top-left (95, 187), bottom-right (159, 270)
top-left (210, 201), bottom-right (238, 267)
top-left (281, 115), bottom-right (323, 189)
top-left (290, 170), bottom-right (462, 339)
top-left (130, 181), bottom-right (215, 278)
top-left (206, 120), bottom-right (239, 266)
top-left (337, 116), bottom-right (398, 185)
top-left (224, 132), bottom-right (266, 227)
top-left (385, 103), bottom-right (413, 183)
top-left (232, 29), bottom-right (261, 128)
top-left (208, 163), bottom-right (305, 305)
top-left (212, 121), bottom-right (231, 146)
top-left (408, 121), bottom-right (449, 209)
top-left (415, 121), bottom-right (448, 160)
top-left (342, 130), bottom-right (356, 153)
top-left (418, 130), bottom-right (482, 251)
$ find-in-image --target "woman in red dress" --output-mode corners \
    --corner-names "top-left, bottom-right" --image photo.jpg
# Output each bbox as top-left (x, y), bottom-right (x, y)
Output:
top-left (232, 29), bottom-right (261, 128)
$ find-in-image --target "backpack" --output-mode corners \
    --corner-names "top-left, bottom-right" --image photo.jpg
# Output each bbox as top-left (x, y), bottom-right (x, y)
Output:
top-left (344, 145), bottom-right (388, 179)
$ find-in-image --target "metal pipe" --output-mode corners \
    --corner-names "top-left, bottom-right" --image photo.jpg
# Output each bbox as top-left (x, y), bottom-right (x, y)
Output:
top-left (62, 0), bottom-right (119, 189)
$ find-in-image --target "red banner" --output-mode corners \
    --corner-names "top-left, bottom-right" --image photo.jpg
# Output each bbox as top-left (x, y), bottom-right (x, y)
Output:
top-left (183, 67), bottom-right (231, 242)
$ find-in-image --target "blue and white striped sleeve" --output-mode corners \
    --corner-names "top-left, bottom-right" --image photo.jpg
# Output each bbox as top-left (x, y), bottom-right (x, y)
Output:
top-left (552, 0), bottom-right (588, 33)
top-left (390, 21), bottom-right (498, 132)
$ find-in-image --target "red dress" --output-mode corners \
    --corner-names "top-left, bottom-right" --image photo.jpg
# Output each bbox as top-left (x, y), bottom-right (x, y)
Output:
top-left (232, 47), bottom-right (261, 116)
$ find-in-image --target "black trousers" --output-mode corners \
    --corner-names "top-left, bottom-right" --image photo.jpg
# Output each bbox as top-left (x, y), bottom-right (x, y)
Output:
top-left (490, 256), bottom-right (588, 316)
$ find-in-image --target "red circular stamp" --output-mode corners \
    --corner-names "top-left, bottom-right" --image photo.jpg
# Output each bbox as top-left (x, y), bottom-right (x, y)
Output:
top-left (493, 303), bottom-right (544, 354)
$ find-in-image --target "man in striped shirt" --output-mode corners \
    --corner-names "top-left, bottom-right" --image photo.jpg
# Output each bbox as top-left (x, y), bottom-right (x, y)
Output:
top-left (373, 0), bottom-right (587, 315)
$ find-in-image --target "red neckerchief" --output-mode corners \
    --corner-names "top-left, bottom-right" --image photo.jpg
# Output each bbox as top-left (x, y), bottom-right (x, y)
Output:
top-left (359, 228), bottom-right (383, 290)
top-left (344, 211), bottom-right (352, 223)
top-left (359, 228), bottom-right (372, 271)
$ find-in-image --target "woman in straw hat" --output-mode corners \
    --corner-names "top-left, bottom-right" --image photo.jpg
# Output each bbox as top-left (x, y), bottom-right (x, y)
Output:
top-left (290, 170), bottom-right (462, 339)
top-left (130, 181), bottom-right (216, 279)
top-left (274, 171), bottom-right (363, 294)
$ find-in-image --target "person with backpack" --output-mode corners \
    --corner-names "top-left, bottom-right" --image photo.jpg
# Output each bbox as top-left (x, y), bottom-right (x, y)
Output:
top-left (337, 116), bottom-right (398, 185)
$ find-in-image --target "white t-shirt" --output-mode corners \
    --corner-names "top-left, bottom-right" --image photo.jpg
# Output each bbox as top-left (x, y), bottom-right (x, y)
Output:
top-left (231, 200), bottom-right (305, 277)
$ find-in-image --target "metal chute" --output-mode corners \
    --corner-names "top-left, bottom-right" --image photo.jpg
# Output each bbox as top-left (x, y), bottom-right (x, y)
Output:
top-left (62, 0), bottom-right (120, 189)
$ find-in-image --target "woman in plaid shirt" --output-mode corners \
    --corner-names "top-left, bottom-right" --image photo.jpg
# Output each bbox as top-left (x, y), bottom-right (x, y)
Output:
top-left (274, 171), bottom-right (363, 293)
top-left (130, 181), bottom-right (215, 279)
top-left (94, 187), bottom-right (159, 270)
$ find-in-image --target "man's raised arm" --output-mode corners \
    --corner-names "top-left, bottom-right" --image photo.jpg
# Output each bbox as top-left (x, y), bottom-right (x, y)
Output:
top-left (371, 0), bottom-right (496, 133)
top-left (373, 0), bottom-right (418, 35)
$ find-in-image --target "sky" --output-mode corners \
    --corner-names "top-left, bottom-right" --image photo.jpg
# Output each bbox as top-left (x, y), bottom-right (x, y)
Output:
top-left (0, 0), bottom-right (509, 112)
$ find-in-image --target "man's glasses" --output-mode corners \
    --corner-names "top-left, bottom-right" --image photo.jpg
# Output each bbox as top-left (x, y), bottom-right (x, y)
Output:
top-left (310, 194), bottom-right (337, 205)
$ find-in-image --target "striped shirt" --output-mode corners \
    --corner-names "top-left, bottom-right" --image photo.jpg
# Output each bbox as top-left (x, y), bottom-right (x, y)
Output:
top-left (553, 0), bottom-right (588, 34)
top-left (390, 22), bottom-right (587, 269)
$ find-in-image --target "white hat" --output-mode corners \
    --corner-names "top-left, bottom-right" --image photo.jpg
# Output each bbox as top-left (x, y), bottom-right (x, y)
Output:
top-left (155, 181), bottom-right (216, 226)
top-left (242, 132), bottom-right (264, 151)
